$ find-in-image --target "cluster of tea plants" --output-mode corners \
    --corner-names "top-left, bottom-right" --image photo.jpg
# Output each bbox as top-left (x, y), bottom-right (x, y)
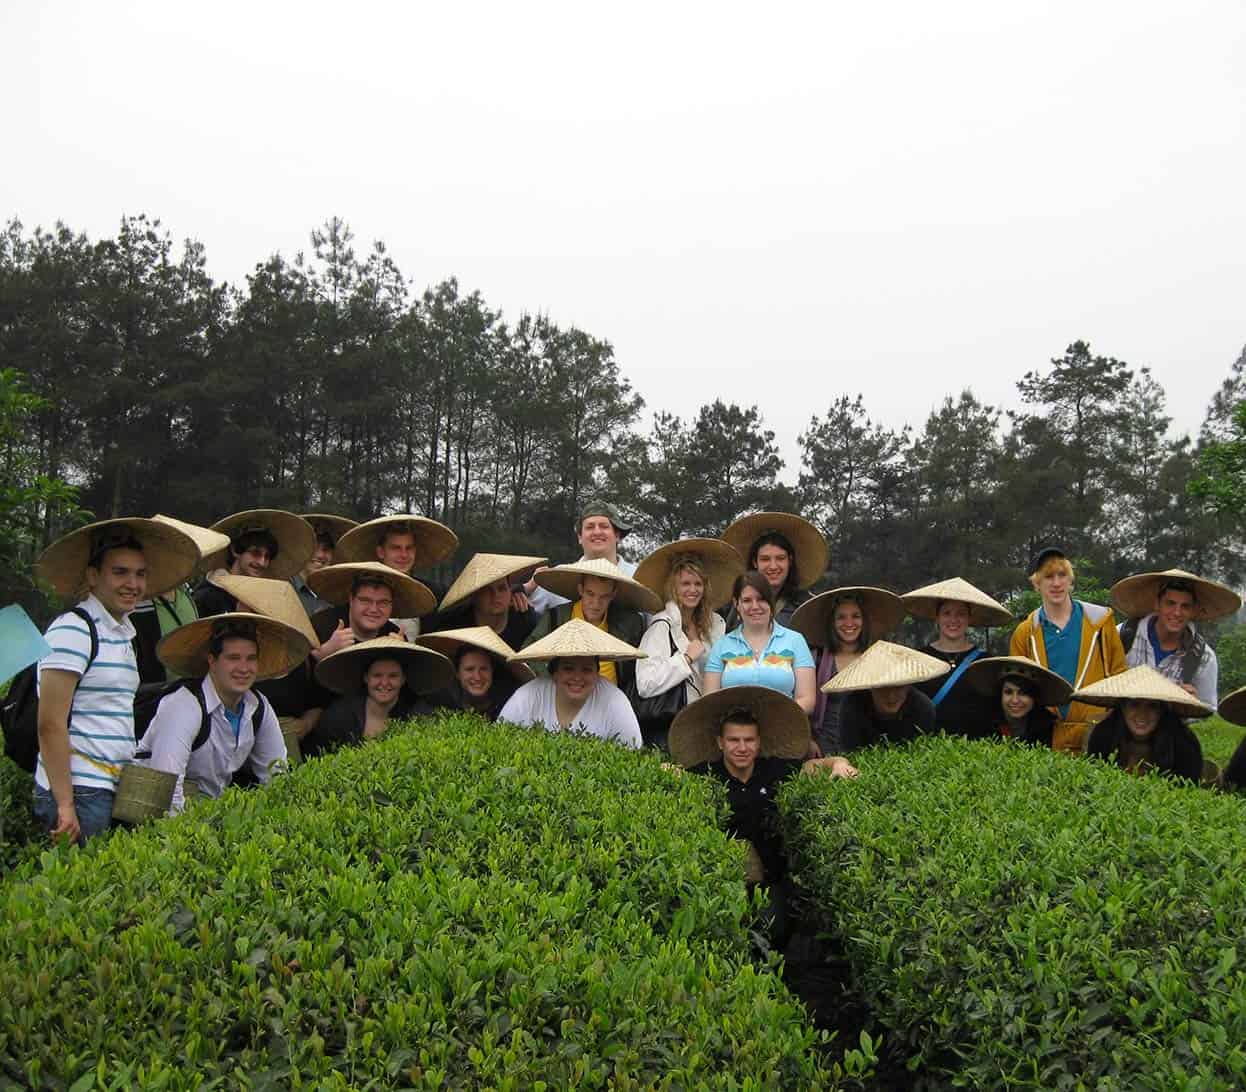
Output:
top-left (0, 757), bottom-right (37, 873)
top-left (782, 736), bottom-right (1246, 1089)
top-left (0, 715), bottom-right (844, 1089)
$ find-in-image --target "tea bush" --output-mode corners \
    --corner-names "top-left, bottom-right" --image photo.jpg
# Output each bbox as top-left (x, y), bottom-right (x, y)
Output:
top-left (0, 714), bottom-right (843, 1090)
top-left (782, 736), bottom-right (1246, 1090)
top-left (0, 757), bottom-right (37, 874)
top-left (1195, 715), bottom-right (1245, 770)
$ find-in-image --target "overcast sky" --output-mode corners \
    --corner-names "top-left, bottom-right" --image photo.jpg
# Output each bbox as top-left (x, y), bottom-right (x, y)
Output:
top-left (5, 2), bottom-right (1244, 474)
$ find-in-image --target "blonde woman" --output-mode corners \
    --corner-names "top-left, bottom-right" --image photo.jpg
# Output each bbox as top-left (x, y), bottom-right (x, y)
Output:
top-left (633, 540), bottom-right (742, 749)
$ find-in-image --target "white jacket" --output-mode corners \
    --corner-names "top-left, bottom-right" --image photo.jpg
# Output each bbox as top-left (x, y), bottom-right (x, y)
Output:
top-left (635, 601), bottom-right (726, 704)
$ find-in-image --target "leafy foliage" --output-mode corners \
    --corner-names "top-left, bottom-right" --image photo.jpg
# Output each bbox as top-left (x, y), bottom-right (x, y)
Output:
top-left (782, 737), bottom-right (1246, 1089)
top-left (0, 715), bottom-right (847, 1089)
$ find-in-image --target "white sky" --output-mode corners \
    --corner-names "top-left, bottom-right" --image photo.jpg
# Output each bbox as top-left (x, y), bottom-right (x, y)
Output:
top-left (5, 1), bottom-right (1245, 474)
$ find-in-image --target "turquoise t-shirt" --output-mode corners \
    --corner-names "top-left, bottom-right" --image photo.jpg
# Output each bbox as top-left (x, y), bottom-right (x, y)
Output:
top-left (706, 622), bottom-right (815, 699)
top-left (1040, 600), bottom-right (1083, 717)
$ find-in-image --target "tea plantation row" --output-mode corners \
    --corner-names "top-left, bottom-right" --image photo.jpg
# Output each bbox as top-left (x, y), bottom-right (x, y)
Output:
top-left (784, 736), bottom-right (1246, 1089)
top-left (0, 716), bottom-right (855, 1090)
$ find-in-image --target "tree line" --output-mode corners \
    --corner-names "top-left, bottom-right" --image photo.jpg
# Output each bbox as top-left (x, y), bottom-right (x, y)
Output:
top-left (2, 214), bottom-right (1246, 615)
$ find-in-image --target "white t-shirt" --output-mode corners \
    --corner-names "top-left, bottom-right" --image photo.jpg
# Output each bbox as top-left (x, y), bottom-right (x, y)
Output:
top-left (498, 676), bottom-right (641, 748)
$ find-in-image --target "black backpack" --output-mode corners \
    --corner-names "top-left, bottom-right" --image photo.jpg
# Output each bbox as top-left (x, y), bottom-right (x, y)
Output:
top-left (133, 677), bottom-right (266, 753)
top-left (1, 607), bottom-right (98, 773)
top-left (1118, 617), bottom-right (1204, 686)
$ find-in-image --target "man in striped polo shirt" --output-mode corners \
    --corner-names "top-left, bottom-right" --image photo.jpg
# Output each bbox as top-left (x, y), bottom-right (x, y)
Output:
top-left (32, 519), bottom-right (198, 843)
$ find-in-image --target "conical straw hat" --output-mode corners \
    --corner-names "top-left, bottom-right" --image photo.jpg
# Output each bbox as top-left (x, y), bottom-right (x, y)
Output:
top-left (901, 577), bottom-right (1013, 628)
top-left (534, 557), bottom-right (663, 613)
top-left (314, 635), bottom-right (455, 696)
top-left (203, 510), bottom-right (316, 581)
top-left (335, 514), bottom-right (459, 569)
top-left (789, 587), bottom-right (906, 649)
top-left (633, 538), bottom-right (745, 610)
top-left (821, 641), bottom-right (949, 693)
top-left (307, 562), bottom-right (437, 618)
top-left (1071, 665), bottom-right (1213, 719)
top-left (206, 571), bottom-right (321, 649)
top-left (439, 553), bottom-right (548, 613)
top-left (152, 515), bottom-right (231, 565)
top-left (157, 612), bottom-right (311, 681)
top-left (299, 513), bottom-right (359, 543)
top-left (669, 686), bottom-right (811, 768)
top-left (36, 517), bottom-right (201, 601)
top-left (963, 655), bottom-right (1073, 709)
top-left (416, 626), bottom-right (536, 682)
top-left (1110, 568), bottom-right (1241, 622)
top-left (509, 618), bottom-right (647, 664)
top-left (1217, 685), bottom-right (1246, 726)
top-left (721, 512), bottom-right (829, 589)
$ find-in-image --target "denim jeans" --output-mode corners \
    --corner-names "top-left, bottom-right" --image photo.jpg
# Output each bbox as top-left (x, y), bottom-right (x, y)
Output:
top-left (33, 784), bottom-right (115, 843)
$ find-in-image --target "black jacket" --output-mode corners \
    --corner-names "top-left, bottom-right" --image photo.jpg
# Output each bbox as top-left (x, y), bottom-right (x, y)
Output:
top-left (1085, 709), bottom-right (1202, 783)
top-left (553, 601), bottom-right (644, 693)
top-left (828, 687), bottom-right (936, 753)
top-left (302, 690), bottom-right (430, 758)
top-left (914, 645), bottom-right (996, 740)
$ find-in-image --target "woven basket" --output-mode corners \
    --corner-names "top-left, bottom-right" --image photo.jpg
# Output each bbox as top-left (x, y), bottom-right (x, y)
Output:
top-left (112, 765), bottom-right (176, 825)
top-left (182, 777), bottom-right (202, 804)
top-left (282, 725), bottom-right (303, 766)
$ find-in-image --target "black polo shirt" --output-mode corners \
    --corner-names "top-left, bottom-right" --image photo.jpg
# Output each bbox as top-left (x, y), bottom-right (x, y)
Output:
top-left (689, 756), bottom-right (801, 882)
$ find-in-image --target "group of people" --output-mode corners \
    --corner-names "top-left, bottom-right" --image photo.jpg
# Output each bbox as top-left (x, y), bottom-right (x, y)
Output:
top-left (9, 502), bottom-right (1246, 899)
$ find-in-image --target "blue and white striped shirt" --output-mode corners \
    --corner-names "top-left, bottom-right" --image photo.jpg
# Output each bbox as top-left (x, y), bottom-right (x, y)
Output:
top-left (35, 594), bottom-right (138, 791)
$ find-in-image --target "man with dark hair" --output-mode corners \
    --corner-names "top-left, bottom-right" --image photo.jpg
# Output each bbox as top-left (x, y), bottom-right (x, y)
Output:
top-left (192, 511), bottom-right (315, 618)
top-left (292, 528), bottom-right (335, 618)
top-left (137, 614), bottom-right (307, 812)
top-left (30, 518), bottom-right (199, 842)
top-left (1110, 568), bottom-right (1239, 709)
top-left (193, 527), bottom-right (280, 616)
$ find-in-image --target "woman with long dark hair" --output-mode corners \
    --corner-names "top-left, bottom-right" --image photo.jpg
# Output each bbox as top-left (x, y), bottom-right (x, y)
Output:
top-left (963, 656), bottom-right (1073, 748)
top-left (721, 513), bottom-right (829, 626)
top-left (1076, 666), bottom-right (1208, 783)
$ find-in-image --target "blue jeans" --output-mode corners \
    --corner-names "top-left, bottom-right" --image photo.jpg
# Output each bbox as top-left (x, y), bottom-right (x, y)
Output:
top-left (33, 784), bottom-right (115, 843)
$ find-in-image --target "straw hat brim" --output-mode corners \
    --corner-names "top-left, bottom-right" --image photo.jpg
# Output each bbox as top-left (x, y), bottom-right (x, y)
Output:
top-left (821, 640), bottom-right (949, 693)
top-left (307, 563), bottom-right (437, 617)
top-left (206, 572), bottom-right (322, 649)
top-left (37, 518), bottom-right (201, 600)
top-left (721, 512), bottom-right (829, 589)
top-left (901, 577), bottom-right (1013, 628)
top-left (633, 538), bottom-right (745, 610)
top-left (1110, 569), bottom-right (1241, 622)
top-left (416, 626), bottom-right (536, 683)
top-left (1217, 685), bottom-right (1246, 726)
top-left (334, 515), bottom-right (459, 568)
top-left (534, 561), bottom-right (663, 614)
top-left (314, 635), bottom-right (455, 695)
top-left (152, 515), bottom-right (231, 564)
top-left (669, 686), bottom-right (811, 768)
top-left (299, 513), bottom-right (359, 542)
top-left (439, 553), bottom-right (549, 613)
top-left (204, 510), bottom-right (317, 580)
top-left (1071, 665), bottom-right (1214, 719)
top-left (510, 618), bottom-right (646, 663)
top-left (789, 587), bottom-right (907, 649)
top-left (963, 656), bottom-right (1073, 709)
top-left (156, 613), bottom-right (311, 681)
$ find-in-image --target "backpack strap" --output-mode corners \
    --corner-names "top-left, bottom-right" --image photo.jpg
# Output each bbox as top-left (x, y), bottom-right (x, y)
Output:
top-left (189, 680), bottom-right (212, 752)
top-left (68, 606), bottom-right (100, 674)
top-left (1119, 616), bottom-right (1139, 655)
top-left (1182, 631), bottom-right (1207, 686)
top-left (155, 592), bottom-right (189, 630)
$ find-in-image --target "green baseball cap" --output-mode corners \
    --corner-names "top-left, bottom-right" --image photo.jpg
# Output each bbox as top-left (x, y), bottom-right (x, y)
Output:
top-left (577, 499), bottom-right (632, 537)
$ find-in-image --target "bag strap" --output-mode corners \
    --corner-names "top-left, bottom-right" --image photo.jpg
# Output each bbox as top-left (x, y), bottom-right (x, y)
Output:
top-left (156, 592), bottom-right (188, 629)
top-left (932, 648), bottom-right (983, 707)
top-left (1119, 616), bottom-right (1139, 654)
top-left (68, 606), bottom-right (99, 674)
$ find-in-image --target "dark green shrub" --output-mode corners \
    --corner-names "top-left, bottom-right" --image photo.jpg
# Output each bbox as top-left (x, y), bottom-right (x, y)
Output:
top-left (0, 714), bottom-right (843, 1089)
top-left (0, 757), bottom-right (38, 874)
top-left (782, 736), bottom-right (1246, 1090)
